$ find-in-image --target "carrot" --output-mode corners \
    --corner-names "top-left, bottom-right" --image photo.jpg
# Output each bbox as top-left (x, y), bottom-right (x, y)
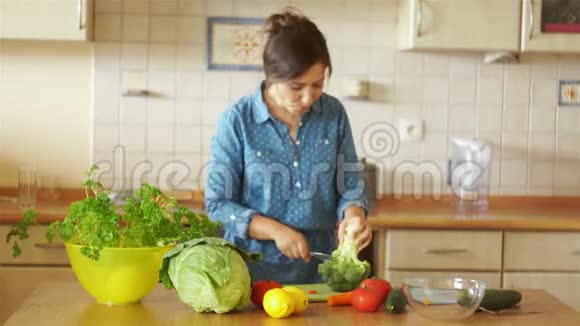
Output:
top-left (308, 290), bottom-right (318, 294)
top-left (327, 291), bottom-right (354, 306)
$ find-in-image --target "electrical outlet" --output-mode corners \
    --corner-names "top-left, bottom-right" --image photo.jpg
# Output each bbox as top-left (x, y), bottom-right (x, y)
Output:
top-left (398, 118), bottom-right (423, 142)
top-left (559, 80), bottom-right (580, 106)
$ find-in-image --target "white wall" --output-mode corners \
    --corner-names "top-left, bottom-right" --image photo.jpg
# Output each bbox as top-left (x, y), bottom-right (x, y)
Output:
top-left (0, 41), bottom-right (93, 187)
top-left (92, 0), bottom-right (580, 196)
top-left (1, 0), bottom-right (579, 195)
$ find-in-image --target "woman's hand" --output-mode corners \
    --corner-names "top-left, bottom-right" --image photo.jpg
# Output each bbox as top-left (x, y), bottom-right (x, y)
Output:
top-left (273, 225), bottom-right (310, 262)
top-left (338, 215), bottom-right (372, 251)
top-left (248, 215), bottom-right (310, 262)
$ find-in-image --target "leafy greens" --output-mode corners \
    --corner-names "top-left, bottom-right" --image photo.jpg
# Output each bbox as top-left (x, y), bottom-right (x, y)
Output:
top-left (6, 165), bottom-right (222, 260)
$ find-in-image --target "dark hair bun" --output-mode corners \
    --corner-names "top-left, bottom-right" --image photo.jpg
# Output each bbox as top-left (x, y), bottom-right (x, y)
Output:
top-left (262, 8), bottom-right (332, 82)
top-left (264, 9), bottom-right (304, 35)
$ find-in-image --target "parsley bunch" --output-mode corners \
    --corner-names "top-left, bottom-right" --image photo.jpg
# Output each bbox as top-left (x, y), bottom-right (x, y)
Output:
top-left (7, 165), bottom-right (221, 261)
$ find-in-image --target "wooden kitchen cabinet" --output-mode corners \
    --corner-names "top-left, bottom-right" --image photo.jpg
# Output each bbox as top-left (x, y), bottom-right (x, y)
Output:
top-left (504, 231), bottom-right (580, 310)
top-left (378, 229), bottom-right (580, 310)
top-left (0, 3), bottom-right (3, 37)
top-left (397, 0), bottom-right (521, 51)
top-left (381, 230), bottom-right (502, 289)
top-left (504, 231), bottom-right (580, 271)
top-left (0, 225), bottom-right (73, 324)
top-left (386, 230), bottom-right (502, 270)
top-left (1, 0), bottom-right (93, 41)
top-left (521, 0), bottom-right (580, 53)
top-left (504, 272), bottom-right (580, 310)
top-left (0, 225), bottom-right (69, 265)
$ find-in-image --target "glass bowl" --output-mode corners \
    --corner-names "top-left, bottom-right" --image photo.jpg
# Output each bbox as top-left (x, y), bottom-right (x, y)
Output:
top-left (402, 277), bottom-right (486, 321)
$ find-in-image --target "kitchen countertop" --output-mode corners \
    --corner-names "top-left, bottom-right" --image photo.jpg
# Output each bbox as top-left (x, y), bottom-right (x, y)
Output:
top-left (0, 188), bottom-right (205, 224)
top-left (366, 196), bottom-right (580, 231)
top-left (2, 188), bottom-right (580, 231)
top-left (4, 282), bottom-right (579, 326)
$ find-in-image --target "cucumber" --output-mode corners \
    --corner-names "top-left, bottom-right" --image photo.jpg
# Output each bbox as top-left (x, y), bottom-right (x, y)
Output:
top-left (386, 288), bottom-right (406, 314)
top-left (457, 289), bottom-right (522, 311)
top-left (479, 289), bottom-right (522, 311)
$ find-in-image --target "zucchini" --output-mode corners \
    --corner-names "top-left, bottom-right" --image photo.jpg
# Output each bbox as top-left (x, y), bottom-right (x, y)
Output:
top-left (386, 288), bottom-right (406, 314)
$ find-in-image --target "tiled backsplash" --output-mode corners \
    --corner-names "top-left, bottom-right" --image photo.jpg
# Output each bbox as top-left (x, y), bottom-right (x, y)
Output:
top-left (93, 0), bottom-right (580, 196)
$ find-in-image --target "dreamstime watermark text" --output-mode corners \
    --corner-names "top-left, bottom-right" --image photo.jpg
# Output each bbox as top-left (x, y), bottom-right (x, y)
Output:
top-left (94, 122), bottom-right (490, 201)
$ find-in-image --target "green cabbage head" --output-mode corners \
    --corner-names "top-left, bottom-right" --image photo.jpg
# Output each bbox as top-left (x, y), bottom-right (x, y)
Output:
top-left (159, 237), bottom-right (261, 314)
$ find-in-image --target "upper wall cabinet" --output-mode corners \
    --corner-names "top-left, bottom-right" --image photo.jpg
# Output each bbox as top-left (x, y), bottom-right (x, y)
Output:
top-left (1, 0), bottom-right (93, 41)
top-left (521, 0), bottom-right (580, 53)
top-left (0, 4), bottom-right (3, 37)
top-left (397, 0), bottom-right (521, 52)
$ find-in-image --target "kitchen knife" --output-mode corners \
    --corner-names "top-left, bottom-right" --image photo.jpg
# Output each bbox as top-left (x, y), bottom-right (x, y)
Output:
top-left (310, 251), bottom-right (331, 261)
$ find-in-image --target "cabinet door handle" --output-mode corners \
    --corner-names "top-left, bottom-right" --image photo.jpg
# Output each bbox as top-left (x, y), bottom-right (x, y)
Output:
top-left (528, 0), bottom-right (535, 40)
top-left (415, 0), bottom-right (423, 38)
top-left (423, 248), bottom-right (470, 255)
top-left (78, 0), bottom-right (86, 30)
top-left (34, 243), bottom-right (65, 250)
top-left (569, 250), bottom-right (580, 256)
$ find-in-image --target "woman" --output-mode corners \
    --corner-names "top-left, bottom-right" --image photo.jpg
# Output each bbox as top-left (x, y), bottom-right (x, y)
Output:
top-left (205, 9), bottom-right (372, 284)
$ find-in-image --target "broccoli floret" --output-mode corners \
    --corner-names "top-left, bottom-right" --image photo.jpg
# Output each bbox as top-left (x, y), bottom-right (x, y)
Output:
top-left (318, 225), bottom-right (371, 292)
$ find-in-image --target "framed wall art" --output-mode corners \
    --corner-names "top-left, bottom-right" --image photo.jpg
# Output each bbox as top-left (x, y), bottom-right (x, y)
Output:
top-left (207, 17), bottom-right (265, 71)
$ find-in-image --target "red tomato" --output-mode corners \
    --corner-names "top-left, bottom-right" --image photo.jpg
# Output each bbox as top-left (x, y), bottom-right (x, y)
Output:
top-left (251, 280), bottom-right (282, 308)
top-left (352, 287), bottom-right (383, 312)
top-left (359, 278), bottom-right (392, 303)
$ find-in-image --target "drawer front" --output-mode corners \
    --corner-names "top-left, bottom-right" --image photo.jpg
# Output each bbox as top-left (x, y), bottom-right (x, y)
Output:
top-left (503, 272), bottom-right (580, 310)
top-left (0, 225), bottom-right (69, 265)
top-left (386, 230), bottom-right (502, 270)
top-left (387, 271), bottom-right (501, 289)
top-left (504, 232), bottom-right (580, 271)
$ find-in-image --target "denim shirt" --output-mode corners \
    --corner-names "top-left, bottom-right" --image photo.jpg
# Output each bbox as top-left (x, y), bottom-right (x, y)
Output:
top-left (205, 83), bottom-right (368, 284)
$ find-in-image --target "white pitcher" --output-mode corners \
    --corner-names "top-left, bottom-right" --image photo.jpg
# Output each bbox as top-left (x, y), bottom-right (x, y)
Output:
top-left (448, 138), bottom-right (492, 212)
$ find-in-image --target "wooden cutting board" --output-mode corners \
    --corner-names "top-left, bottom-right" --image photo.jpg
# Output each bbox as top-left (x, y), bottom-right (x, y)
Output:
top-left (285, 283), bottom-right (345, 302)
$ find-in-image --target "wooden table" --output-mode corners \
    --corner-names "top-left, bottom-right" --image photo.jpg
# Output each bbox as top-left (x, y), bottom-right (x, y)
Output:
top-left (4, 282), bottom-right (580, 325)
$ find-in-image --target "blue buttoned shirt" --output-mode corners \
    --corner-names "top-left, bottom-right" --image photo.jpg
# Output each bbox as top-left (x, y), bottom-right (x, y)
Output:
top-left (205, 83), bottom-right (368, 284)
